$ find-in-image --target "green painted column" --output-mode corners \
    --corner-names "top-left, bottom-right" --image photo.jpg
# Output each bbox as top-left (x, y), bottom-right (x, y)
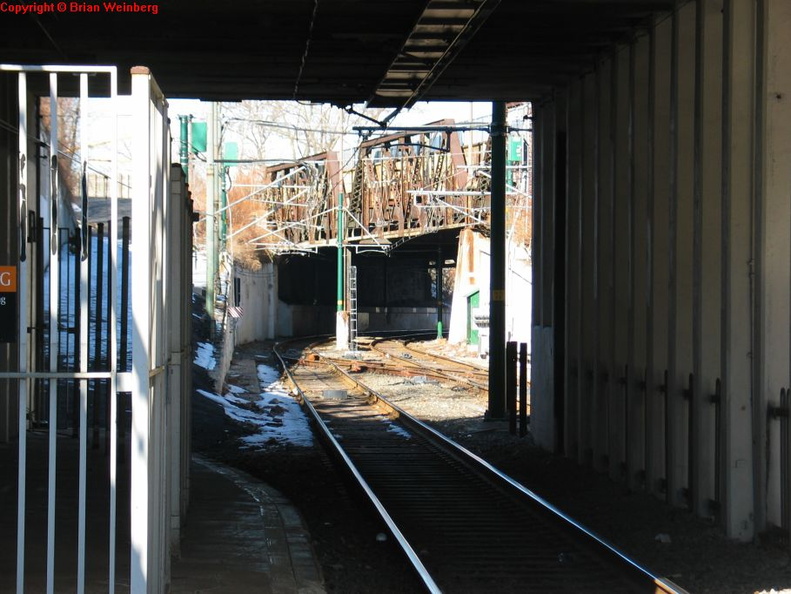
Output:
top-left (220, 166), bottom-right (228, 249)
top-left (206, 103), bottom-right (217, 325)
top-left (488, 101), bottom-right (507, 419)
top-left (337, 192), bottom-right (344, 312)
top-left (179, 114), bottom-right (189, 183)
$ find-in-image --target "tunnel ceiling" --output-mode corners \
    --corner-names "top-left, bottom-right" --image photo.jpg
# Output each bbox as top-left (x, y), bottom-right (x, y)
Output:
top-left (1, 0), bottom-right (673, 106)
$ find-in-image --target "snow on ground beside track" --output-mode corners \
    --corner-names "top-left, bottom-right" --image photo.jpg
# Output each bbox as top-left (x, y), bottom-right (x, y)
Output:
top-left (193, 342), bottom-right (217, 370)
top-left (196, 363), bottom-right (313, 448)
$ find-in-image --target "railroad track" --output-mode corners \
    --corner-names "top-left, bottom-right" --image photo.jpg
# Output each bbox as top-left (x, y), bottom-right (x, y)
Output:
top-left (368, 337), bottom-right (488, 393)
top-left (275, 338), bottom-right (684, 593)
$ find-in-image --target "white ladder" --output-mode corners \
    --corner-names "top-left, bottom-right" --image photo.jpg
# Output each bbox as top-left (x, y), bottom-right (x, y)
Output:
top-left (349, 265), bottom-right (358, 354)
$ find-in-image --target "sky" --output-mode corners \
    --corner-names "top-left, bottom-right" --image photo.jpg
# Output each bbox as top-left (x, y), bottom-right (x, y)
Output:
top-left (167, 99), bottom-right (494, 163)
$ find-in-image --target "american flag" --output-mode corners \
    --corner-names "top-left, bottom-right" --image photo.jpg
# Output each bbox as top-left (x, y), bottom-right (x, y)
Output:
top-left (228, 306), bottom-right (245, 319)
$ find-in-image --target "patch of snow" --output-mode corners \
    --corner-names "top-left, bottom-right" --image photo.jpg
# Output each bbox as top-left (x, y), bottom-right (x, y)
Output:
top-left (196, 389), bottom-right (259, 425)
top-left (226, 384), bottom-right (247, 394)
top-left (372, 413), bottom-right (412, 439)
top-left (194, 342), bottom-right (216, 370)
top-left (196, 364), bottom-right (314, 449)
top-left (386, 423), bottom-right (413, 439)
top-left (257, 364), bottom-right (281, 387)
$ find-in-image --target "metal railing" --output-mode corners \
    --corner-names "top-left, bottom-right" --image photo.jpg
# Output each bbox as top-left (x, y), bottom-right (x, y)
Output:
top-left (0, 64), bottom-right (192, 594)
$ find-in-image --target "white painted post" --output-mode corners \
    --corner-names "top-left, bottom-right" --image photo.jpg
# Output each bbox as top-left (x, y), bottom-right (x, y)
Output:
top-left (130, 64), bottom-right (171, 594)
top-left (15, 70), bottom-right (28, 594)
top-left (168, 166), bottom-right (184, 555)
top-left (130, 66), bottom-right (153, 594)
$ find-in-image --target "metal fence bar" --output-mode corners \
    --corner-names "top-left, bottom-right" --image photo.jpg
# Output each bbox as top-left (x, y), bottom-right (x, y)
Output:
top-left (507, 341), bottom-right (517, 435)
top-left (2, 62), bottom-right (122, 594)
top-left (16, 69), bottom-right (29, 594)
top-left (3, 62), bottom-right (181, 594)
top-left (46, 71), bottom-right (59, 594)
top-left (77, 71), bottom-right (89, 594)
top-left (108, 65), bottom-right (119, 594)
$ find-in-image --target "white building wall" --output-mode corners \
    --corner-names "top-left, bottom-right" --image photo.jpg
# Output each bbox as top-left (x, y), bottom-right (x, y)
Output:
top-left (448, 228), bottom-right (532, 351)
top-left (233, 263), bottom-right (276, 344)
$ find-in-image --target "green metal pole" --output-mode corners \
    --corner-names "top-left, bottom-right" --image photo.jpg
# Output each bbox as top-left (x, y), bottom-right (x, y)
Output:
top-left (488, 101), bottom-right (507, 419)
top-left (179, 114), bottom-right (189, 183)
top-left (337, 192), bottom-right (344, 312)
top-left (220, 166), bottom-right (228, 249)
top-left (206, 103), bottom-right (217, 326)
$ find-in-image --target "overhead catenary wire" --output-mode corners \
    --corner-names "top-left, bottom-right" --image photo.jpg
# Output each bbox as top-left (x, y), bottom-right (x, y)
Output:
top-left (292, 0), bottom-right (320, 101)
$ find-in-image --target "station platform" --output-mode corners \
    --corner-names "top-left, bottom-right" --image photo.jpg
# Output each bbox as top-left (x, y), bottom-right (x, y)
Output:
top-left (173, 456), bottom-right (325, 593)
top-left (0, 433), bottom-right (324, 593)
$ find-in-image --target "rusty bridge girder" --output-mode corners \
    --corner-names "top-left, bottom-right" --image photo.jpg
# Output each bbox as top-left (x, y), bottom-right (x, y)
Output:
top-left (248, 117), bottom-right (531, 254)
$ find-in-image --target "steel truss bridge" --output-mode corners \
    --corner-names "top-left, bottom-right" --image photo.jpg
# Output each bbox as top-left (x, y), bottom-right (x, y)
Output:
top-left (226, 118), bottom-right (532, 255)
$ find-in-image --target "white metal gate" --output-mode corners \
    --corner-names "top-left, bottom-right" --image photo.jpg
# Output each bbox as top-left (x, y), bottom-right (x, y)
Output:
top-left (0, 64), bottom-right (192, 594)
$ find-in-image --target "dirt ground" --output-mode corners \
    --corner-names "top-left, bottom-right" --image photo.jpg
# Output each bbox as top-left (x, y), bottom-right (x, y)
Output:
top-left (194, 340), bottom-right (791, 594)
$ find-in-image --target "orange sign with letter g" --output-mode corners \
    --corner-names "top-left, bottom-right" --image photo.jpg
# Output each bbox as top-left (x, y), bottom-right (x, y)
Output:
top-left (0, 267), bottom-right (17, 292)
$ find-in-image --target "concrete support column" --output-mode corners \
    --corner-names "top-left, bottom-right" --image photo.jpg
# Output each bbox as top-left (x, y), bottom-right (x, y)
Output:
top-left (596, 58), bottom-right (614, 473)
top-left (721, 0), bottom-right (757, 542)
top-left (648, 17), bottom-right (672, 498)
top-left (667, 1), bottom-right (696, 508)
top-left (630, 37), bottom-right (651, 492)
top-left (530, 100), bottom-right (558, 451)
top-left (565, 81), bottom-right (583, 460)
top-left (693, 0), bottom-right (724, 519)
top-left (581, 73), bottom-right (597, 466)
top-left (532, 106), bottom-right (543, 331)
top-left (757, 0), bottom-right (791, 533)
top-left (487, 101), bottom-right (507, 418)
top-left (553, 95), bottom-right (567, 455)
top-left (613, 48), bottom-right (631, 482)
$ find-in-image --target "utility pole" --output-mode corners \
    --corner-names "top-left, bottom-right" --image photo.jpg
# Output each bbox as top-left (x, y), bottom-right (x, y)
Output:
top-left (220, 166), bottom-right (228, 250)
top-left (335, 192), bottom-right (348, 350)
top-left (205, 102), bottom-right (217, 327)
top-left (487, 101), bottom-right (507, 419)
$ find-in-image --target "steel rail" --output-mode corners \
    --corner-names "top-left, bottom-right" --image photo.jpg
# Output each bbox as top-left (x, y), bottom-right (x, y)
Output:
top-left (273, 337), bottom-right (686, 594)
top-left (273, 338), bottom-right (442, 594)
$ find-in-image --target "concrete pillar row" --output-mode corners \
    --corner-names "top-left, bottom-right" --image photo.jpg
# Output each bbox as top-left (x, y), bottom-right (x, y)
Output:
top-left (530, 0), bottom-right (791, 541)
